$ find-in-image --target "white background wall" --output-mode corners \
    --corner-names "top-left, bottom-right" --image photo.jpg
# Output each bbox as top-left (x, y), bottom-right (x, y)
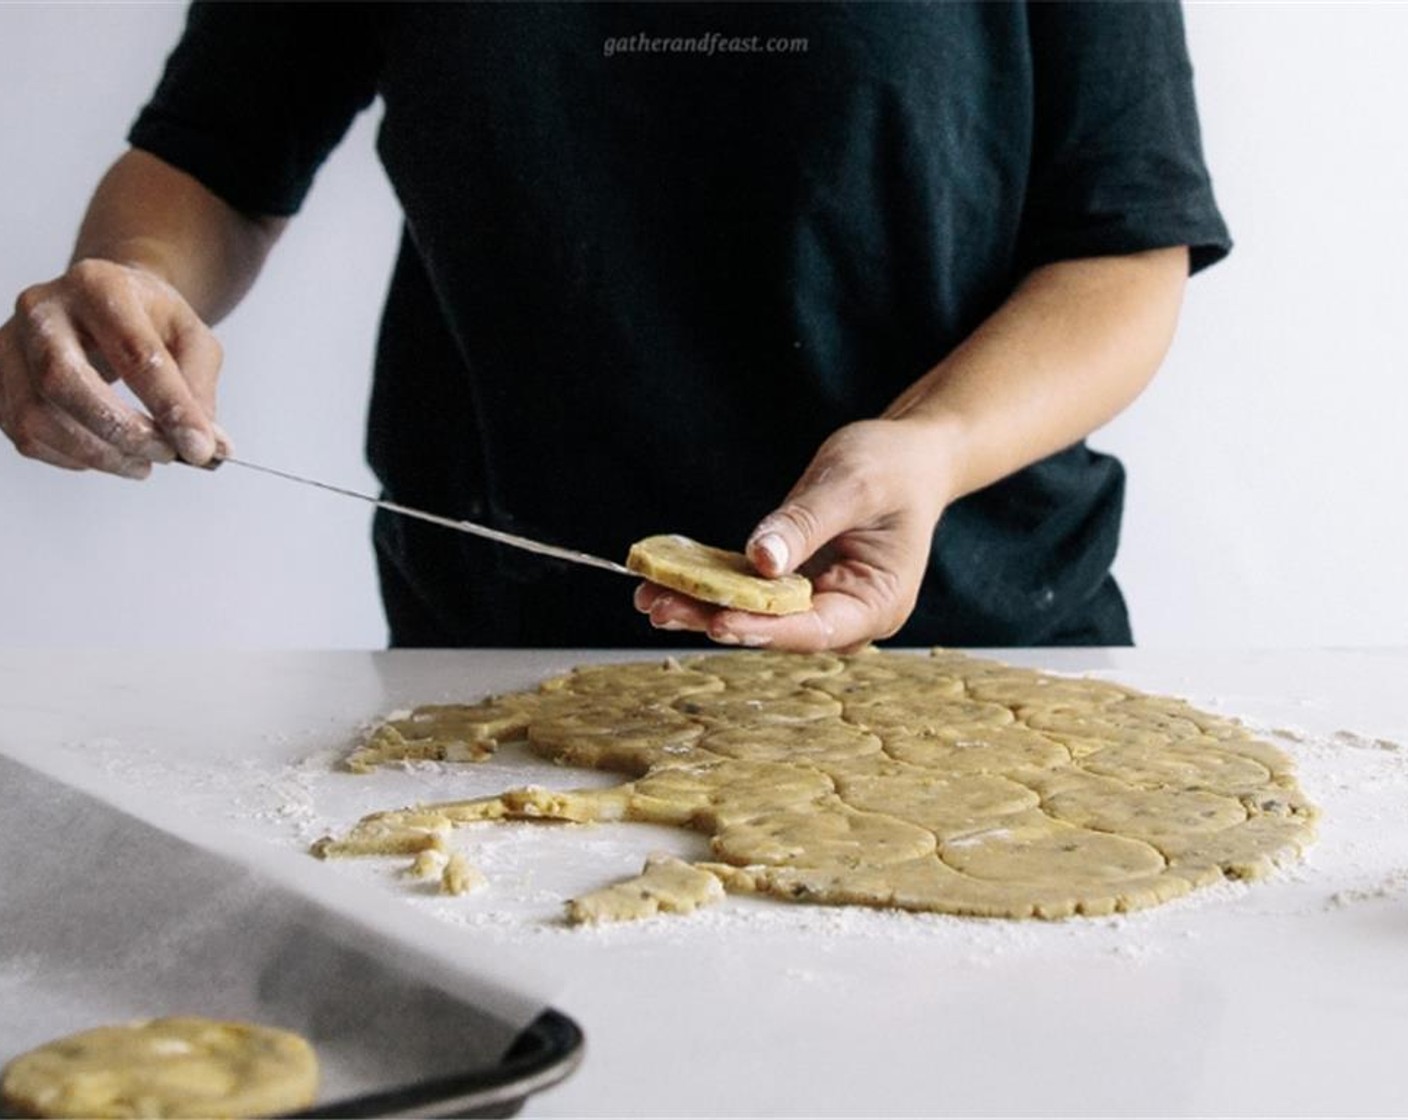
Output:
top-left (0, 3), bottom-right (1404, 650)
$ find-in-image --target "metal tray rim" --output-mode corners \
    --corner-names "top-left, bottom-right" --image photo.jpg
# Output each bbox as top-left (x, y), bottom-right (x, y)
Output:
top-left (285, 1008), bottom-right (584, 1120)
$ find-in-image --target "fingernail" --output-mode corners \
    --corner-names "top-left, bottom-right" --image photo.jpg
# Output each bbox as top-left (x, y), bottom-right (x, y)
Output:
top-left (740, 633), bottom-right (773, 648)
top-left (753, 532), bottom-right (789, 573)
top-left (211, 422), bottom-right (234, 459)
top-left (118, 458), bottom-right (151, 480)
top-left (713, 632), bottom-right (741, 646)
top-left (139, 434), bottom-right (177, 464)
top-left (173, 426), bottom-right (216, 464)
top-left (655, 620), bottom-right (688, 632)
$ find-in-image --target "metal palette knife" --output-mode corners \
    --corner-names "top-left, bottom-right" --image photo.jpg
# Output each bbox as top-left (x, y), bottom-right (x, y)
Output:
top-left (203, 456), bottom-right (634, 577)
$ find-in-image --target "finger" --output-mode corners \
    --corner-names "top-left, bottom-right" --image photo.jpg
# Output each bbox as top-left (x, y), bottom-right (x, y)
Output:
top-left (746, 463), bottom-right (876, 580)
top-left (211, 421), bottom-right (235, 459)
top-left (20, 430), bottom-right (128, 474)
top-left (633, 582), bottom-right (718, 635)
top-left (162, 296), bottom-right (224, 421)
top-left (75, 279), bottom-right (215, 463)
top-left (706, 605), bottom-right (831, 652)
top-left (705, 590), bottom-right (880, 653)
top-left (639, 583), bottom-right (844, 652)
top-left (708, 545), bottom-right (920, 653)
top-left (18, 295), bottom-right (174, 463)
top-left (24, 441), bottom-right (91, 472)
top-left (2, 385), bottom-right (153, 478)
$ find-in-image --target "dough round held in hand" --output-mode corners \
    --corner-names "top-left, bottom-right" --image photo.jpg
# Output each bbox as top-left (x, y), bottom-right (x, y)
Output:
top-left (626, 534), bottom-right (812, 615)
top-left (1, 1017), bottom-right (319, 1119)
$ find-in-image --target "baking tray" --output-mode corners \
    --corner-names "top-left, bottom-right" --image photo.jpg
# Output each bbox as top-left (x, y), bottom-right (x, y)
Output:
top-left (291, 1010), bottom-right (583, 1119)
top-left (0, 752), bottom-right (583, 1118)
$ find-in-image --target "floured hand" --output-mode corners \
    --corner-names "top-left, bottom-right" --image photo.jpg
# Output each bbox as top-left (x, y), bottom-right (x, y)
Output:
top-left (635, 417), bottom-right (958, 653)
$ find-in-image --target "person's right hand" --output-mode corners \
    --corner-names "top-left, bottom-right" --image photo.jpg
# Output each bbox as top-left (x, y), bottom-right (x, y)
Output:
top-left (0, 258), bottom-right (225, 478)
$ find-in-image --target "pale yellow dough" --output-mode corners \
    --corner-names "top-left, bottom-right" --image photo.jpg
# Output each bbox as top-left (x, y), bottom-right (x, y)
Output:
top-left (440, 851), bottom-right (484, 896)
top-left (314, 649), bottom-right (1318, 922)
top-left (1, 1018), bottom-right (318, 1119)
top-left (568, 854), bottom-right (724, 924)
top-left (626, 533), bottom-right (812, 615)
top-left (344, 697), bottom-right (537, 772)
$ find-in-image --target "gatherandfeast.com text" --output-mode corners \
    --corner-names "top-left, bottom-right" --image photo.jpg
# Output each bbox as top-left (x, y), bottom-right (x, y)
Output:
top-left (603, 32), bottom-right (809, 59)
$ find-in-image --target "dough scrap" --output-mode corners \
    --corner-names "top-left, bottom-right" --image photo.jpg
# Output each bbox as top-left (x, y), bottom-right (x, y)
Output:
top-left (567, 854), bottom-right (724, 925)
top-left (626, 533), bottom-right (812, 615)
top-left (440, 851), bottom-right (484, 896)
top-left (404, 848), bottom-right (448, 881)
top-left (315, 649), bottom-right (1318, 922)
top-left (1, 1018), bottom-right (317, 1119)
top-left (345, 697), bottom-right (537, 772)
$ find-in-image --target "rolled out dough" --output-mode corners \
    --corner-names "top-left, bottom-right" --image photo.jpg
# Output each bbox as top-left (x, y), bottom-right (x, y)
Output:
top-left (1, 1018), bottom-right (318, 1119)
top-left (314, 649), bottom-right (1318, 923)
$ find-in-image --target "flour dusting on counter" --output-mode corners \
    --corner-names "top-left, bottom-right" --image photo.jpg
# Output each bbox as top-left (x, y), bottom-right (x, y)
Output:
top-left (47, 656), bottom-right (1408, 969)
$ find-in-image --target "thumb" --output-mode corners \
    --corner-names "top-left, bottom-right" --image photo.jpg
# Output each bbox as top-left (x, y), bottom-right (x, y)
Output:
top-left (746, 476), bottom-right (861, 579)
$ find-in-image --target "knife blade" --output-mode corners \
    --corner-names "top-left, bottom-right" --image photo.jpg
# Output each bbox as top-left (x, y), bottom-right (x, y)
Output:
top-left (201, 456), bottom-right (635, 577)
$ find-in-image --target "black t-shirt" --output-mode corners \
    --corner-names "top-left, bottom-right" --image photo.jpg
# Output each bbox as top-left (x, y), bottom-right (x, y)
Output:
top-left (130, 2), bottom-right (1230, 648)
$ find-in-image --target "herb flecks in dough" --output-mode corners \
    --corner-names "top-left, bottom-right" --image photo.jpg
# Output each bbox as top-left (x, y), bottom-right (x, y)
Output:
top-left (314, 650), bottom-right (1318, 922)
top-left (626, 533), bottom-right (813, 615)
top-left (568, 854), bottom-right (724, 925)
top-left (345, 696), bottom-right (538, 772)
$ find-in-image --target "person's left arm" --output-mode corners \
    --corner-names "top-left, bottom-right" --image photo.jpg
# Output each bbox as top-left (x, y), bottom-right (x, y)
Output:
top-left (634, 244), bottom-right (1189, 652)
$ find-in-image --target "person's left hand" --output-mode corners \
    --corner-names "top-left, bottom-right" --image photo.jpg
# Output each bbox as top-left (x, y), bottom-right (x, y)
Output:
top-left (633, 416), bottom-right (960, 653)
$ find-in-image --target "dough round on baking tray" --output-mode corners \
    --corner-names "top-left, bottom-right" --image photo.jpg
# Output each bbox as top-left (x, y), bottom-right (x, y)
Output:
top-left (1, 1017), bottom-right (318, 1119)
top-left (626, 533), bottom-right (812, 615)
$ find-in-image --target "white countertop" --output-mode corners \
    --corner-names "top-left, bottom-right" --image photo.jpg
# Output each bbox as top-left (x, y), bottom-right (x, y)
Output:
top-left (2, 647), bottom-right (1406, 1117)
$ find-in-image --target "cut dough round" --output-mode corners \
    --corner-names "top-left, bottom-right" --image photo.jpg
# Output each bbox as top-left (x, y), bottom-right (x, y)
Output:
top-left (1078, 741), bottom-right (1273, 796)
top-left (540, 659), bottom-right (723, 701)
top-left (631, 758), bottom-right (835, 829)
top-left (626, 534), bottom-right (812, 615)
top-left (880, 725), bottom-right (1071, 774)
top-left (824, 758), bottom-right (1041, 839)
top-left (1038, 771), bottom-right (1248, 842)
top-left (700, 720), bottom-right (884, 765)
top-left (682, 650), bottom-right (845, 684)
top-left (939, 814), bottom-right (1167, 887)
top-left (966, 671), bottom-right (1136, 709)
top-left (840, 693), bottom-right (1014, 733)
top-left (1, 1018), bottom-right (318, 1119)
top-left (672, 686), bottom-right (842, 728)
top-left (713, 805), bottom-right (937, 869)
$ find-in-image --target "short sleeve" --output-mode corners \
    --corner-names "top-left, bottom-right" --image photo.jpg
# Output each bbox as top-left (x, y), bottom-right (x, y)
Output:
top-left (1019, 1), bottom-right (1231, 275)
top-left (127, 2), bottom-right (380, 217)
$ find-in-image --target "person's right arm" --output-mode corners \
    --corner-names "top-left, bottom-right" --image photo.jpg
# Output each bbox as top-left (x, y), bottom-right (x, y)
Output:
top-left (0, 148), bottom-right (285, 476)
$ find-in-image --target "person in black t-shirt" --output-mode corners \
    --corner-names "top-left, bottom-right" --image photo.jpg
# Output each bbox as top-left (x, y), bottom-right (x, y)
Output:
top-left (0, 3), bottom-right (1230, 651)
